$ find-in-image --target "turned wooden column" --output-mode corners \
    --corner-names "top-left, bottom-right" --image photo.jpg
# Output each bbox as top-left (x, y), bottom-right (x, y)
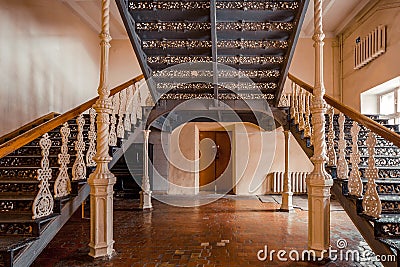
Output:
top-left (140, 129), bottom-right (152, 209)
top-left (281, 130), bottom-right (294, 212)
top-left (306, 0), bottom-right (333, 257)
top-left (88, 0), bottom-right (116, 258)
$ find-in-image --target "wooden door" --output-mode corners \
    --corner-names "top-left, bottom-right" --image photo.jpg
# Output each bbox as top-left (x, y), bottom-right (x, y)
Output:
top-left (215, 132), bottom-right (231, 179)
top-left (199, 131), bottom-right (232, 192)
top-left (215, 132), bottom-right (232, 193)
top-left (199, 131), bottom-right (216, 188)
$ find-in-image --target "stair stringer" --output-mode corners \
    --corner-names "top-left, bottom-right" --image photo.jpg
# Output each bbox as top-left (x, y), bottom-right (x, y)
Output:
top-left (332, 181), bottom-right (396, 267)
top-left (288, 116), bottom-right (397, 267)
top-left (13, 184), bottom-right (90, 267)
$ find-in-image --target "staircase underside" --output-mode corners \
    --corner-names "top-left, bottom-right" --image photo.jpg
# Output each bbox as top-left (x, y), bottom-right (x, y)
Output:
top-left (117, 0), bottom-right (309, 106)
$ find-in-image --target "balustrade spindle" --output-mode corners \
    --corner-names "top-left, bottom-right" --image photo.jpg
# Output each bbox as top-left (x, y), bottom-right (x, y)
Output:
top-left (32, 133), bottom-right (54, 219)
top-left (54, 123), bottom-right (71, 198)
top-left (290, 82), bottom-right (296, 120)
top-left (278, 93), bottom-right (290, 108)
top-left (327, 107), bottom-right (336, 166)
top-left (304, 92), bottom-right (312, 139)
top-left (298, 90), bottom-right (304, 131)
top-left (86, 108), bottom-right (97, 167)
top-left (72, 114), bottom-right (86, 181)
top-left (294, 85), bottom-right (300, 125)
top-left (337, 113), bottom-right (349, 179)
top-left (109, 93), bottom-right (119, 146)
top-left (348, 121), bottom-right (363, 197)
top-left (145, 93), bottom-right (155, 106)
top-left (136, 88), bottom-right (143, 121)
top-left (117, 90), bottom-right (127, 139)
top-left (124, 85), bottom-right (135, 132)
top-left (362, 132), bottom-right (382, 218)
top-left (131, 85), bottom-right (141, 126)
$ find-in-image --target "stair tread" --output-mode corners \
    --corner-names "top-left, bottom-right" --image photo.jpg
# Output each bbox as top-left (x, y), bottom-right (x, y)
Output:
top-left (2, 155), bottom-right (67, 158)
top-left (376, 214), bottom-right (400, 223)
top-left (352, 166), bottom-right (400, 170)
top-left (0, 178), bottom-right (39, 183)
top-left (379, 195), bottom-right (400, 201)
top-left (0, 213), bottom-right (57, 223)
top-left (0, 192), bottom-right (37, 200)
top-left (0, 166), bottom-right (62, 169)
top-left (361, 178), bottom-right (400, 183)
top-left (345, 155), bottom-right (400, 158)
top-left (377, 238), bottom-right (400, 251)
top-left (0, 236), bottom-right (37, 251)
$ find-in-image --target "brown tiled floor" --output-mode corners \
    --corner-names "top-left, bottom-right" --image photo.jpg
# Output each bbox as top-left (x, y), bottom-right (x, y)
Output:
top-left (33, 196), bottom-right (381, 267)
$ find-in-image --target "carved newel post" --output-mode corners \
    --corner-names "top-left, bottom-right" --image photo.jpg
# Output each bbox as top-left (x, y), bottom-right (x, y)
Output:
top-left (280, 130), bottom-right (294, 212)
top-left (306, 0), bottom-right (333, 257)
top-left (140, 129), bottom-right (152, 209)
top-left (88, 0), bottom-right (116, 258)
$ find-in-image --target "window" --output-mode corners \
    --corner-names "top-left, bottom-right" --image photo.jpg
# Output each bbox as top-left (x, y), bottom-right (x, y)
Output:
top-left (380, 91), bottom-right (395, 115)
top-left (361, 76), bottom-right (400, 123)
top-left (379, 89), bottom-right (400, 124)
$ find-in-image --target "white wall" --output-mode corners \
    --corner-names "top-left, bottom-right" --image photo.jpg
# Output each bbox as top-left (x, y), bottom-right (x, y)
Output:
top-left (0, 0), bottom-right (142, 136)
top-left (164, 122), bottom-right (312, 195)
top-left (289, 37), bottom-right (338, 98)
top-left (340, 0), bottom-right (400, 111)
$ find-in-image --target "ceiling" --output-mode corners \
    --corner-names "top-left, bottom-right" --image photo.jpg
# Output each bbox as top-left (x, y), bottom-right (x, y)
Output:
top-left (300, 0), bottom-right (370, 38)
top-left (61, 0), bottom-right (128, 39)
top-left (62, 0), bottom-right (372, 40)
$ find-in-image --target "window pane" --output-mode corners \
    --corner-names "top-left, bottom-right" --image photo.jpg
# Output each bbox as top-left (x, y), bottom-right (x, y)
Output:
top-left (380, 92), bottom-right (395, 115)
top-left (398, 89), bottom-right (400, 113)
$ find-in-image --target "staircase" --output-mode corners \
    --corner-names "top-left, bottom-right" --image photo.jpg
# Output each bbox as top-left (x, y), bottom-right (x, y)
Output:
top-left (0, 74), bottom-right (147, 267)
top-left (116, 0), bottom-right (309, 109)
top-left (287, 74), bottom-right (400, 266)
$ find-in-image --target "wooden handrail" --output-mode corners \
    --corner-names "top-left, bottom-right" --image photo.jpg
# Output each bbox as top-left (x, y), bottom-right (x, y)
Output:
top-left (288, 73), bottom-right (400, 148)
top-left (0, 74), bottom-right (144, 159)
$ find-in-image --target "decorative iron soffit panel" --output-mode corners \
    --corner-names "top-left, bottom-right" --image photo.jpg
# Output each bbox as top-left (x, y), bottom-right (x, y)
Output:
top-left (129, 1), bottom-right (299, 11)
top-left (129, 1), bottom-right (210, 10)
top-left (160, 93), bottom-right (275, 100)
top-left (216, 1), bottom-right (299, 10)
top-left (153, 70), bottom-right (280, 78)
top-left (142, 40), bottom-right (288, 49)
top-left (136, 22), bottom-right (210, 32)
top-left (218, 40), bottom-right (288, 49)
top-left (148, 56), bottom-right (284, 65)
top-left (148, 56), bottom-right (212, 64)
top-left (217, 22), bottom-right (293, 31)
top-left (143, 40), bottom-right (211, 49)
top-left (155, 82), bottom-right (277, 91)
top-left (136, 22), bottom-right (293, 32)
top-left (218, 56), bottom-right (284, 65)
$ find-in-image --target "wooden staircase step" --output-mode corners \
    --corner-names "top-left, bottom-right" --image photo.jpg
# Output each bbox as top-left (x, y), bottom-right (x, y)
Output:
top-left (0, 192), bottom-right (36, 201)
top-left (0, 213), bottom-right (57, 224)
top-left (0, 236), bottom-right (37, 252)
top-left (0, 236), bottom-right (38, 267)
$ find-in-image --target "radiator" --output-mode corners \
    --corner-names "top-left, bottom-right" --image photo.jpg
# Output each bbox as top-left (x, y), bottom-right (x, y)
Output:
top-left (354, 25), bottom-right (386, 70)
top-left (270, 172), bottom-right (308, 194)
